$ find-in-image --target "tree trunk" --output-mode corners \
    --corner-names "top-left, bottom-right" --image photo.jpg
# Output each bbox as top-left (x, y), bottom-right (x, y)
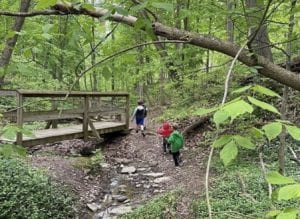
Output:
top-left (0, 0), bottom-right (31, 87)
top-left (245, 0), bottom-right (273, 61)
top-left (227, 0), bottom-right (235, 42)
top-left (278, 0), bottom-right (296, 175)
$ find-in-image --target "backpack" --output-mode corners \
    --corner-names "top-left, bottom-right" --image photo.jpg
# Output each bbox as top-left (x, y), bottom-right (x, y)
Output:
top-left (143, 104), bottom-right (148, 117)
top-left (169, 131), bottom-right (184, 152)
top-left (135, 105), bottom-right (146, 118)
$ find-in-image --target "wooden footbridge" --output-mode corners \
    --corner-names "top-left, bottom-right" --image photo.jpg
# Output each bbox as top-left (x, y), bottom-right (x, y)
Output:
top-left (0, 90), bottom-right (129, 147)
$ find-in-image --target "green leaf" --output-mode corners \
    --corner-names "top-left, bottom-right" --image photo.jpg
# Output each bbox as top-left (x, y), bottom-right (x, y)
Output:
top-left (233, 135), bottom-right (255, 149)
top-left (23, 48), bottom-right (32, 59)
top-left (213, 110), bottom-right (229, 128)
top-left (285, 125), bottom-right (300, 140)
top-left (249, 127), bottom-right (264, 139)
top-left (212, 135), bottom-right (232, 148)
top-left (266, 210), bottom-right (281, 218)
top-left (276, 208), bottom-right (299, 219)
top-left (249, 67), bottom-right (258, 74)
top-left (36, 0), bottom-right (57, 9)
top-left (151, 2), bottom-right (174, 11)
top-left (194, 107), bottom-right (218, 116)
top-left (248, 96), bottom-right (280, 114)
top-left (223, 99), bottom-right (253, 121)
top-left (262, 122), bottom-right (282, 141)
top-left (131, 1), bottom-right (148, 12)
top-left (134, 18), bottom-right (148, 30)
top-left (266, 171), bottom-right (296, 185)
top-left (220, 141), bottom-right (238, 166)
top-left (278, 184), bottom-right (300, 200)
top-left (81, 3), bottom-right (95, 11)
top-left (232, 85), bottom-right (252, 94)
top-left (114, 6), bottom-right (129, 16)
top-left (252, 85), bottom-right (281, 98)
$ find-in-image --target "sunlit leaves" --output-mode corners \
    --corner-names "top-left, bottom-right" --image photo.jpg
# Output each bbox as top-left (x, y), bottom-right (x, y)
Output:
top-left (232, 84), bottom-right (281, 98)
top-left (212, 135), bottom-right (232, 148)
top-left (233, 135), bottom-right (255, 149)
top-left (252, 85), bottom-right (281, 98)
top-left (213, 110), bottom-right (229, 128)
top-left (232, 85), bottom-right (252, 94)
top-left (194, 107), bottom-right (218, 116)
top-left (223, 99), bottom-right (253, 121)
top-left (213, 99), bottom-right (253, 127)
top-left (277, 184), bottom-right (300, 200)
top-left (248, 96), bottom-right (280, 114)
top-left (266, 172), bottom-right (300, 218)
top-left (266, 172), bottom-right (296, 185)
top-left (285, 125), bottom-right (300, 140)
top-left (36, 0), bottom-right (57, 9)
top-left (262, 122), bottom-right (282, 141)
top-left (267, 208), bottom-right (299, 219)
top-left (151, 2), bottom-right (174, 11)
top-left (220, 141), bottom-right (238, 166)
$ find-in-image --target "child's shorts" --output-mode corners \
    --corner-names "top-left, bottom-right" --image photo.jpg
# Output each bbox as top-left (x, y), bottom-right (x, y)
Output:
top-left (136, 117), bottom-right (144, 125)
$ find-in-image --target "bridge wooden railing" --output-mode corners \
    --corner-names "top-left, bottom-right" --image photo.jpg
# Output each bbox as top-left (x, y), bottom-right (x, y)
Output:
top-left (0, 89), bottom-right (130, 145)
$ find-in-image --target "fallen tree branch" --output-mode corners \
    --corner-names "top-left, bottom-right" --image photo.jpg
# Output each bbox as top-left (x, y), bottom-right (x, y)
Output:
top-left (182, 116), bottom-right (210, 137)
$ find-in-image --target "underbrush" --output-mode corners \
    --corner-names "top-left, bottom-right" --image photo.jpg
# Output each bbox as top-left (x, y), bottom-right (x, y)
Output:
top-left (0, 157), bottom-right (76, 219)
top-left (193, 161), bottom-right (300, 219)
top-left (121, 191), bottom-right (180, 219)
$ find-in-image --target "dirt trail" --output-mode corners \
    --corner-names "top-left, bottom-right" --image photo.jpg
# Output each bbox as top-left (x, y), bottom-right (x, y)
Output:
top-left (29, 118), bottom-right (209, 218)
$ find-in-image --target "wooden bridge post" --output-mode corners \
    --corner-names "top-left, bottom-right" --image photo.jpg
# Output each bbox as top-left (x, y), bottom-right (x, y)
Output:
top-left (125, 95), bottom-right (130, 130)
top-left (16, 92), bottom-right (23, 145)
top-left (83, 96), bottom-right (89, 141)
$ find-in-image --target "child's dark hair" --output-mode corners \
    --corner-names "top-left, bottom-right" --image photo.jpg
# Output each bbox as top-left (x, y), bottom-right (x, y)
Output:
top-left (137, 100), bottom-right (144, 105)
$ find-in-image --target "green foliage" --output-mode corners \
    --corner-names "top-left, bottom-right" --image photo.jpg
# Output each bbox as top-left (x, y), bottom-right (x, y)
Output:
top-left (72, 149), bottom-right (104, 173)
top-left (266, 172), bottom-right (300, 219)
top-left (0, 144), bottom-right (27, 158)
top-left (121, 191), bottom-right (180, 219)
top-left (0, 158), bottom-right (75, 218)
top-left (36, 0), bottom-right (57, 10)
top-left (193, 166), bottom-right (272, 219)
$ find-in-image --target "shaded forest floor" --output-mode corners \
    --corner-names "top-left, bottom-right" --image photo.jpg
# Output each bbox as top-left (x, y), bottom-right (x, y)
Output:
top-left (28, 114), bottom-right (211, 218)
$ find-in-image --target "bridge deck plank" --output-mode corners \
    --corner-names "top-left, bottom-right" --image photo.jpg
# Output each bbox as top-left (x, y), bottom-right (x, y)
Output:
top-left (0, 121), bottom-right (126, 147)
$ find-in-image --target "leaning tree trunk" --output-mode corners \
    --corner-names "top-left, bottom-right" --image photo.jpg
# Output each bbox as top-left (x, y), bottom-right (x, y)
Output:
top-left (0, 0), bottom-right (31, 87)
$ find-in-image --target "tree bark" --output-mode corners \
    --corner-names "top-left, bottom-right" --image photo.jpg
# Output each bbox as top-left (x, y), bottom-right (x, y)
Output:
top-left (245, 0), bottom-right (273, 61)
top-left (278, 0), bottom-right (297, 175)
top-left (0, 0), bottom-right (31, 87)
top-left (1, 4), bottom-right (300, 90)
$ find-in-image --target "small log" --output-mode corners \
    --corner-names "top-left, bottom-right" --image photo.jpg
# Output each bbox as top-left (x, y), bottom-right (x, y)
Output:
top-left (182, 116), bottom-right (210, 137)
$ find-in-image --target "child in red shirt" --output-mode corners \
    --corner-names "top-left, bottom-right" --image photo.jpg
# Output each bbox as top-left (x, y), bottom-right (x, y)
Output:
top-left (157, 121), bottom-right (173, 153)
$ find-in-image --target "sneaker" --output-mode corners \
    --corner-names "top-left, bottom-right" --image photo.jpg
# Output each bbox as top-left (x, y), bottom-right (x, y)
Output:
top-left (135, 129), bottom-right (139, 133)
top-left (142, 132), bottom-right (145, 137)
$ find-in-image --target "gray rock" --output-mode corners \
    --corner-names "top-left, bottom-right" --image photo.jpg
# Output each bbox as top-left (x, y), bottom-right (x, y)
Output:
top-left (102, 194), bottom-right (112, 205)
top-left (110, 206), bottom-right (132, 215)
top-left (115, 158), bottom-right (131, 164)
top-left (121, 166), bottom-right (136, 174)
top-left (143, 184), bottom-right (151, 189)
top-left (100, 163), bottom-right (110, 168)
top-left (87, 203), bottom-right (100, 212)
top-left (142, 172), bottom-right (165, 177)
top-left (112, 195), bottom-right (128, 202)
top-left (154, 176), bottom-right (170, 183)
